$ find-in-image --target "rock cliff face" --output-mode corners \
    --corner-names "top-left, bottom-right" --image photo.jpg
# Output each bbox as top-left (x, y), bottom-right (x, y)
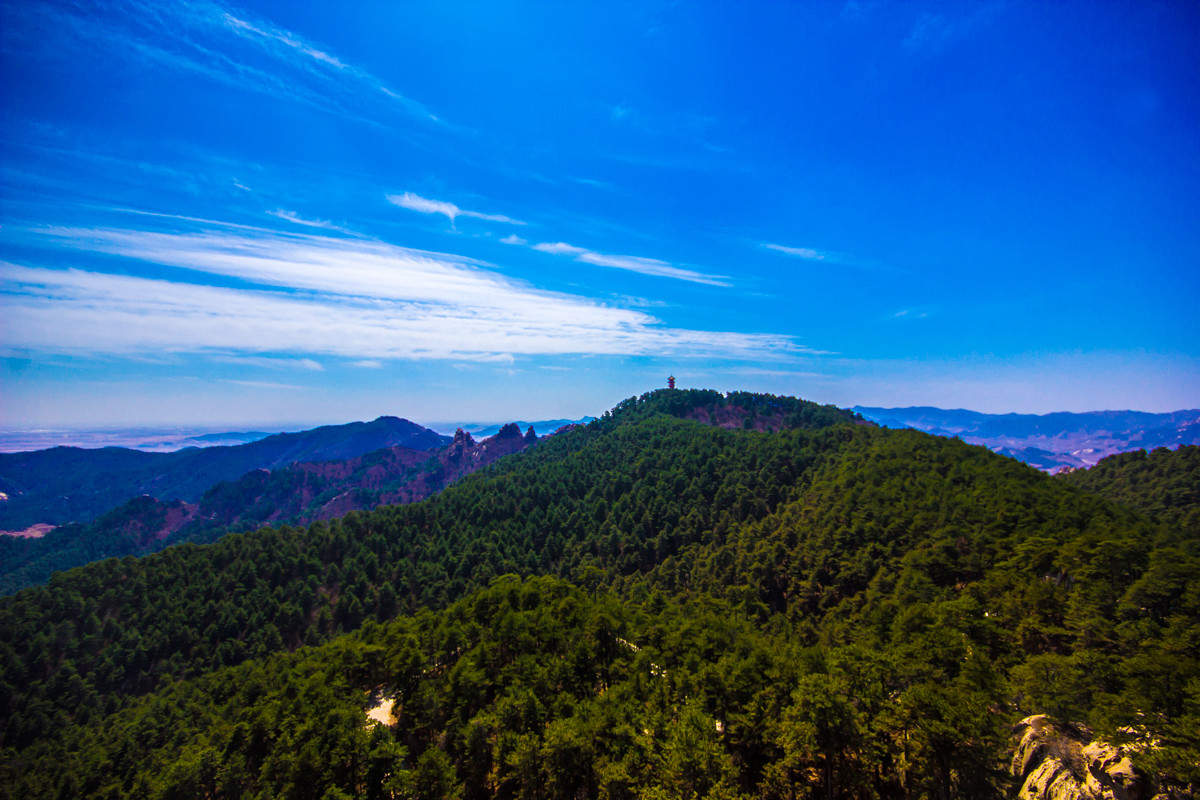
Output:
top-left (226, 423), bottom-right (537, 527)
top-left (1011, 715), bottom-right (1159, 800)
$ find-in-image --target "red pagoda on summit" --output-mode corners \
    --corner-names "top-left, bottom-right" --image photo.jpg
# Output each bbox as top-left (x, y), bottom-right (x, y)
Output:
top-left (668, 375), bottom-right (676, 390)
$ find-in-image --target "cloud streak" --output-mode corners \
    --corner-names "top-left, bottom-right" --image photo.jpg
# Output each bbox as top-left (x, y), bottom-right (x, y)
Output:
top-left (763, 242), bottom-right (895, 272)
top-left (387, 192), bottom-right (525, 226)
top-left (12, 0), bottom-right (440, 130)
top-left (267, 209), bottom-right (352, 233)
top-left (214, 355), bottom-right (326, 371)
top-left (764, 243), bottom-right (826, 260)
top-left (1, 224), bottom-right (792, 362)
top-left (515, 239), bottom-right (729, 287)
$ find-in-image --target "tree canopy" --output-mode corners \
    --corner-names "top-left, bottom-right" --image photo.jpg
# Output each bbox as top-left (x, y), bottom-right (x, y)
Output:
top-left (1, 391), bottom-right (1196, 798)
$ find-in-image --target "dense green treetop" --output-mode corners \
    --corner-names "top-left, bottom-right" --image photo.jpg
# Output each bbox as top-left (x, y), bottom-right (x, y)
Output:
top-left (2, 577), bottom-right (1013, 800)
top-left (0, 392), bottom-right (854, 748)
top-left (1059, 445), bottom-right (1200, 534)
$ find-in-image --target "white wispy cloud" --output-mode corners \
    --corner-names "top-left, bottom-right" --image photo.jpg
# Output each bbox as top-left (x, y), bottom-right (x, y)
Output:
top-left (528, 241), bottom-right (730, 286)
top-left (214, 355), bottom-right (326, 371)
top-left (764, 243), bottom-right (826, 260)
top-left (0, 225), bottom-right (791, 361)
top-left (14, 0), bottom-right (439, 129)
top-left (219, 11), bottom-right (349, 70)
top-left (387, 192), bottom-right (525, 226)
top-left (532, 242), bottom-right (587, 256)
top-left (222, 379), bottom-right (308, 390)
top-left (203, 3), bottom-right (439, 122)
top-left (890, 308), bottom-right (931, 321)
top-left (500, 234), bottom-right (527, 246)
top-left (763, 242), bottom-right (895, 272)
top-left (571, 177), bottom-right (622, 192)
top-left (267, 209), bottom-right (352, 233)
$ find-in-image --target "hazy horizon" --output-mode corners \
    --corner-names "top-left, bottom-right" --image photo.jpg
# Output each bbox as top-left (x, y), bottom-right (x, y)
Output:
top-left (4, 395), bottom-right (1199, 455)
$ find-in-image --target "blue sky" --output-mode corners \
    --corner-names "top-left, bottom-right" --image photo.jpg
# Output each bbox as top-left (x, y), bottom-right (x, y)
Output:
top-left (1, 0), bottom-right (1197, 429)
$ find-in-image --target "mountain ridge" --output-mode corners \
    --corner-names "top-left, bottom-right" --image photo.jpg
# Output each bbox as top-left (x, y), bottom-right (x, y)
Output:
top-left (0, 423), bottom-right (544, 594)
top-left (0, 415), bottom-right (450, 531)
top-left (854, 405), bottom-right (1200, 471)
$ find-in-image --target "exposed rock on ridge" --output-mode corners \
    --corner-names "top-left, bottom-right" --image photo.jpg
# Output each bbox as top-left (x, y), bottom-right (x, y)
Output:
top-left (1012, 715), bottom-right (1159, 800)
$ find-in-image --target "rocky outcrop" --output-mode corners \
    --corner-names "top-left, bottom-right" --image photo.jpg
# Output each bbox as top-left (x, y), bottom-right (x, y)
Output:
top-left (40, 424), bottom-right (540, 565)
top-left (495, 422), bottom-right (523, 439)
top-left (1011, 715), bottom-right (1154, 800)
top-left (212, 423), bottom-right (538, 529)
top-left (449, 428), bottom-right (476, 460)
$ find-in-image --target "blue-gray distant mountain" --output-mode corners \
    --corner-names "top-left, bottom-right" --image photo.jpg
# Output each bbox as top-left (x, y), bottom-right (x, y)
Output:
top-left (852, 406), bottom-right (1200, 471)
top-left (0, 427), bottom-right (276, 454)
top-left (133, 430), bottom-right (275, 451)
top-left (0, 416), bottom-right (450, 531)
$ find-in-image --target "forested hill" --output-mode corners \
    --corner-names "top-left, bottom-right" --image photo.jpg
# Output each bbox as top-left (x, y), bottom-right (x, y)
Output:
top-left (1059, 444), bottom-right (1200, 533)
top-left (0, 415), bottom-right (450, 531)
top-left (1, 390), bottom-right (1197, 799)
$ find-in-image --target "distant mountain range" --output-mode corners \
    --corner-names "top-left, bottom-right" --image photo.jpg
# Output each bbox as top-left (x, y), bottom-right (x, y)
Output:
top-left (0, 416), bottom-right (450, 532)
top-left (852, 406), bottom-right (1200, 471)
top-left (0, 427), bottom-right (276, 454)
top-left (0, 417), bottom-right (598, 454)
top-left (0, 420), bottom-right (557, 594)
top-left (136, 423), bottom-right (541, 544)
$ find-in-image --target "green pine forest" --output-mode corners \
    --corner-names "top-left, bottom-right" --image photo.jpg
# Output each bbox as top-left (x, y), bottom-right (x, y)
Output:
top-left (0, 390), bottom-right (1197, 799)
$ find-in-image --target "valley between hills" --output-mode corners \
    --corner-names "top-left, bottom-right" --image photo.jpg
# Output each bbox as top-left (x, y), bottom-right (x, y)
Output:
top-left (0, 389), bottom-right (1197, 799)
